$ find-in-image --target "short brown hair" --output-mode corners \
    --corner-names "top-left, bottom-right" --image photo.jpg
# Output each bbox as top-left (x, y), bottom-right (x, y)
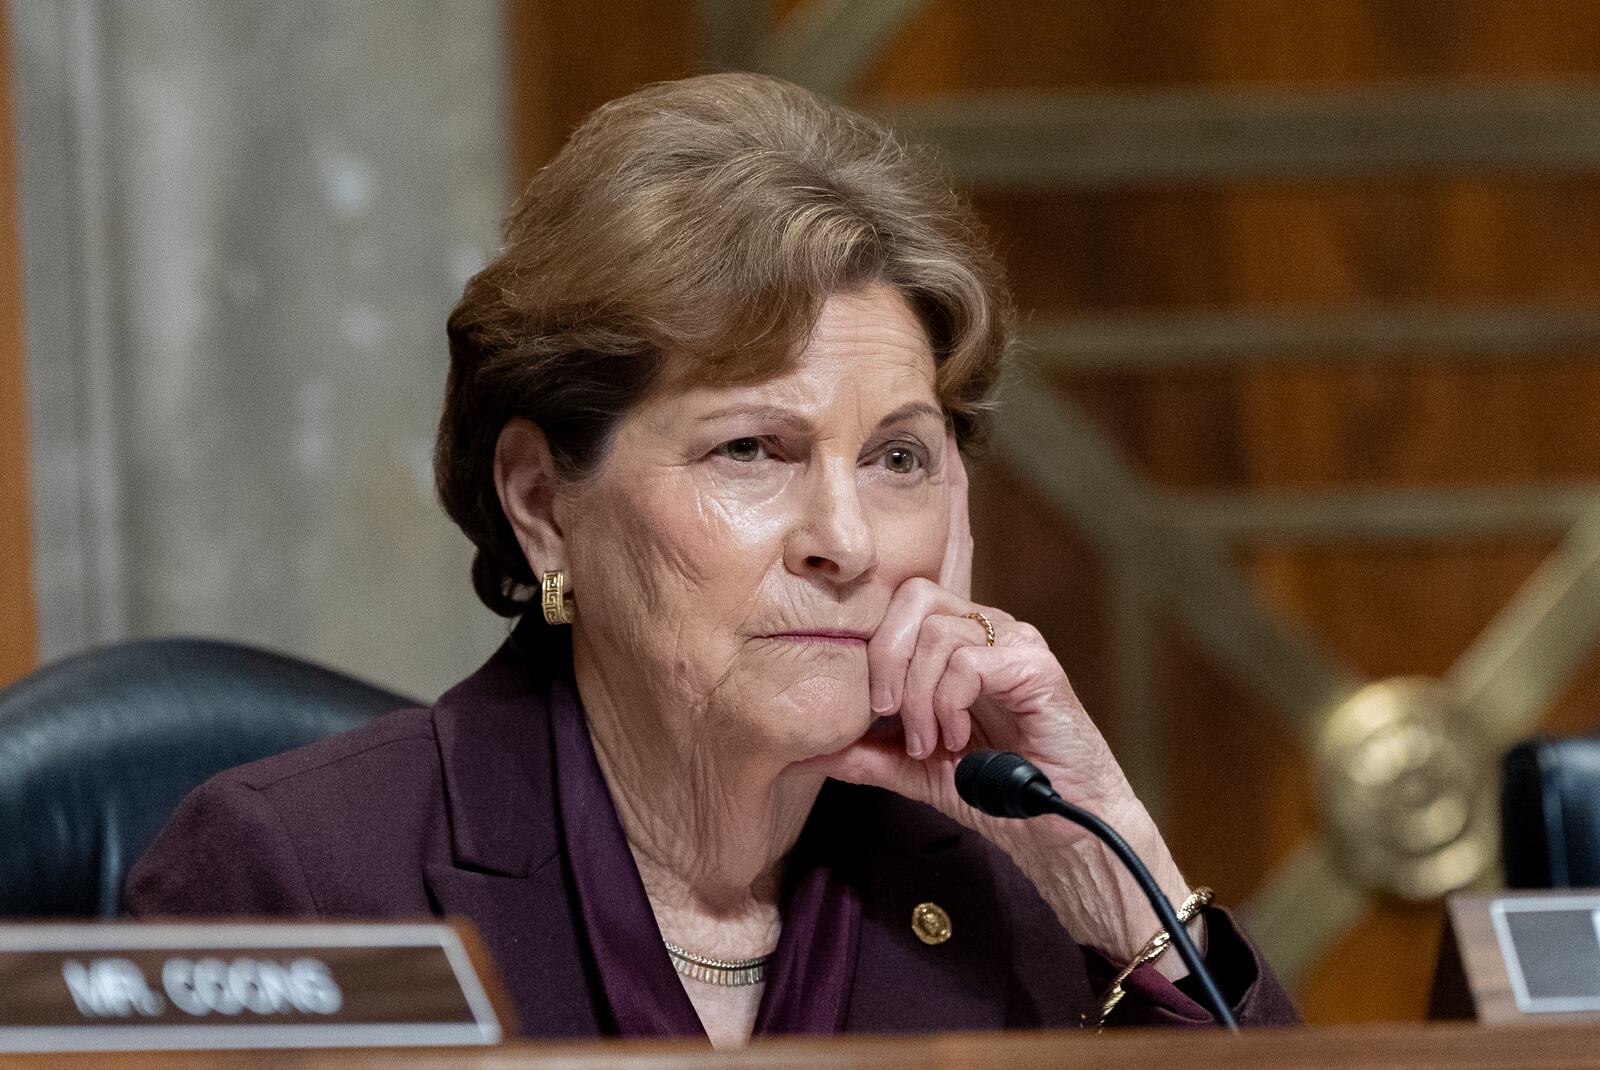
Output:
top-left (437, 72), bottom-right (1012, 617)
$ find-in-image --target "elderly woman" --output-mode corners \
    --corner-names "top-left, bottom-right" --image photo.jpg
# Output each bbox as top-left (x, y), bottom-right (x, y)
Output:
top-left (128, 73), bottom-right (1297, 1043)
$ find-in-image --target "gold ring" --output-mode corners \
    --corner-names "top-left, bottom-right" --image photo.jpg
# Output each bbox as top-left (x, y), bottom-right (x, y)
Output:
top-left (963, 611), bottom-right (996, 647)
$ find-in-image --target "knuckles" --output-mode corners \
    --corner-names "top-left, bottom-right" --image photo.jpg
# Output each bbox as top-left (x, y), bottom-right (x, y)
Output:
top-left (918, 614), bottom-right (965, 649)
top-left (947, 645), bottom-right (984, 674)
top-left (1008, 620), bottom-right (1044, 646)
top-left (895, 575), bottom-right (943, 606)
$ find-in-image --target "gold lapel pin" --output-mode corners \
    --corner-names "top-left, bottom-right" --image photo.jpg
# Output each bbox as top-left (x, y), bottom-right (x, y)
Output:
top-left (911, 901), bottom-right (952, 945)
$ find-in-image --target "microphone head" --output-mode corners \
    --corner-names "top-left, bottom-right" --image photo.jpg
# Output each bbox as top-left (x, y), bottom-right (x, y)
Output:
top-left (954, 750), bottom-right (1056, 818)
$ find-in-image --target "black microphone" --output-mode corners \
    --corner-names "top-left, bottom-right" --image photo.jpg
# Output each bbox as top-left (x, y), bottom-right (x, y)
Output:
top-left (955, 750), bottom-right (1239, 1032)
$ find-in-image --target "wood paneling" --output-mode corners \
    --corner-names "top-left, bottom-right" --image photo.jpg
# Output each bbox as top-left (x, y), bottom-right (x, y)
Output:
top-left (502, 0), bottom-right (1600, 1024)
top-left (0, 1), bottom-right (36, 687)
top-left (505, 0), bottom-right (699, 182)
top-left (867, 0), bottom-right (1600, 94)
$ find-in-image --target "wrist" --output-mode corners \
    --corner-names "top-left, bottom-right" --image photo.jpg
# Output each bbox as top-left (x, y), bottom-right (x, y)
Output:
top-left (1150, 907), bottom-right (1208, 982)
top-left (1086, 887), bottom-right (1216, 1030)
top-left (995, 794), bottom-right (1195, 966)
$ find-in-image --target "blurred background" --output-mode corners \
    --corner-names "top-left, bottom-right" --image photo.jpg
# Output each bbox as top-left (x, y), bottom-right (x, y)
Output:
top-left (2, 0), bottom-right (1599, 1025)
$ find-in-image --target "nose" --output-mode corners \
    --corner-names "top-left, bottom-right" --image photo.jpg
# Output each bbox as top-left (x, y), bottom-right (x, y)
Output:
top-left (783, 457), bottom-right (877, 585)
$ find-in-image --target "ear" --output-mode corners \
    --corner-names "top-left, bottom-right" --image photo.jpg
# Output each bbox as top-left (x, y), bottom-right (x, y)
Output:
top-left (493, 418), bottom-right (568, 579)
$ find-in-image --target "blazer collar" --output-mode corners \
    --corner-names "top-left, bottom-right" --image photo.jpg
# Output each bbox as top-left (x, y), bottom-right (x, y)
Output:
top-left (432, 618), bottom-right (567, 877)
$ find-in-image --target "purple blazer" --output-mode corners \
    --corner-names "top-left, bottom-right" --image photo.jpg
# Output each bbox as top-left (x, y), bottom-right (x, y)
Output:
top-left (126, 628), bottom-right (1298, 1036)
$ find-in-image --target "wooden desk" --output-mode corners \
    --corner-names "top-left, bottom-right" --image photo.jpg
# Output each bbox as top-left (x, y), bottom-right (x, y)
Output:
top-left (9, 1022), bottom-right (1600, 1070)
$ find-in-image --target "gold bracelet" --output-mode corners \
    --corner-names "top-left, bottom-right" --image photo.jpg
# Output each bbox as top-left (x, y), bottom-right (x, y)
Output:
top-left (1083, 886), bottom-right (1215, 1033)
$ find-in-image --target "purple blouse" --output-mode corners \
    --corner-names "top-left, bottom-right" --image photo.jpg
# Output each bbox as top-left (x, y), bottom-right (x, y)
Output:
top-left (549, 668), bottom-right (861, 1038)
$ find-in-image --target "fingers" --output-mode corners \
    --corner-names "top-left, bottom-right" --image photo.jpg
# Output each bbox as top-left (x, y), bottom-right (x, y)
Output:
top-left (931, 643), bottom-right (1044, 742)
top-left (798, 730), bottom-right (946, 799)
top-left (936, 431), bottom-right (974, 600)
top-left (868, 571), bottom-right (1024, 759)
top-left (868, 577), bottom-right (1007, 716)
top-left (930, 644), bottom-right (988, 736)
top-left (899, 613), bottom-right (990, 757)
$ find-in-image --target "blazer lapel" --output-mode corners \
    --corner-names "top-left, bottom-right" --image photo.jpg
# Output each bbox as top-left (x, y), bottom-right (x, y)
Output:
top-left (424, 858), bottom-right (602, 1038)
top-left (845, 793), bottom-right (1010, 1034)
top-left (423, 626), bottom-right (604, 1038)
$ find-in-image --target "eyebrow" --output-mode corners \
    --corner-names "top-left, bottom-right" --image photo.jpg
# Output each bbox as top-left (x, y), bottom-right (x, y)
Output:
top-left (695, 400), bottom-right (944, 432)
top-left (695, 404), bottom-right (813, 431)
top-left (876, 401), bottom-right (945, 429)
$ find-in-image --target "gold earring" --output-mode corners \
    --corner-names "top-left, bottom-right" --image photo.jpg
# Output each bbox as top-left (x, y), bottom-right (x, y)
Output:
top-left (540, 569), bottom-right (575, 625)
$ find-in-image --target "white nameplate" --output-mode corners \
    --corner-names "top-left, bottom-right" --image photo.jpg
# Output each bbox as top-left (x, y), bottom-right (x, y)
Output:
top-left (1491, 894), bottom-right (1600, 1014)
top-left (0, 921), bottom-right (503, 1052)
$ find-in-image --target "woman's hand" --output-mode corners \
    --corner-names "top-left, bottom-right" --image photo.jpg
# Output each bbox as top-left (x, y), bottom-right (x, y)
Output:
top-left (806, 433), bottom-right (1200, 971)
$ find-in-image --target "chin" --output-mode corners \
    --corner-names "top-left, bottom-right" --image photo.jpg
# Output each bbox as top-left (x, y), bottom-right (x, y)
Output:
top-left (761, 675), bottom-right (873, 761)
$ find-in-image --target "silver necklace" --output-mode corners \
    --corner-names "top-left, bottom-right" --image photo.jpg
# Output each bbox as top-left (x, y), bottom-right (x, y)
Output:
top-left (663, 939), bottom-right (773, 988)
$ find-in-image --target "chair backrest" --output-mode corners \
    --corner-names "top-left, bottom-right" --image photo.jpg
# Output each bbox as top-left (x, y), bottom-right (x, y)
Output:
top-left (1501, 735), bottom-right (1600, 888)
top-left (0, 638), bottom-right (415, 918)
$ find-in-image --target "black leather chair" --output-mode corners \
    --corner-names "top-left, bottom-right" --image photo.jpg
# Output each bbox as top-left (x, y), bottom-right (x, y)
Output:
top-left (1501, 735), bottom-right (1600, 888)
top-left (0, 638), bottom-right (415, 918)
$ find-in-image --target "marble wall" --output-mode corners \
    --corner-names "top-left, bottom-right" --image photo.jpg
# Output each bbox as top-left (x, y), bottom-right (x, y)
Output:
top-left (14, 0), bottom-right (512, 698)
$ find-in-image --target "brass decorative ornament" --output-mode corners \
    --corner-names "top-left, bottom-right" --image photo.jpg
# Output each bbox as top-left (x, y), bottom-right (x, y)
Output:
top-left (1315, 677), bottom-right (1496, 901)
top-left (911, 902), bottom-right (952, 945)
top-left (540, 569), bottom-right (575, 626)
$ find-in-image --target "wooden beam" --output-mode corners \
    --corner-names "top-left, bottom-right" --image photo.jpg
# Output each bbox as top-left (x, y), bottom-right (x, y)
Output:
top-left (756, 0), bottom-right (926, 98)
top-left (1176, 484), bottom-right (1600, 543)
top-left (993, 371), bottom-right (1363, 740)
top-left (0, 1), bottom-right (36, 685)
top-left (1022, 307), bottom-right (1600, 372)
top-left (874, 84), bottom-right (1600, 188)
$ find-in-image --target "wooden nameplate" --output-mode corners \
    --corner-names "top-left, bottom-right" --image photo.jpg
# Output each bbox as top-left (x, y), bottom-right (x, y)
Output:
top-left (0, 919), bottom-right (508, 1052)
top-left (1431, 890), bottom-right (1600, 1022)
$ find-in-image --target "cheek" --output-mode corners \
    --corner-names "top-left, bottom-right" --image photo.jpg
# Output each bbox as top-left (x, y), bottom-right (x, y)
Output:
top-left (567, 474), bottom-right (771, 631)
top-left (873, 486), bottom-right (950, 582)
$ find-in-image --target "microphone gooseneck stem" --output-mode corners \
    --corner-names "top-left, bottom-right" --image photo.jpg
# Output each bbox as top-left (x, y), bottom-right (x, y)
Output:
top-left (954, 750), bottom-right (1239, 1031)
top-left (1036, 783), bottom-right (1239, 1033)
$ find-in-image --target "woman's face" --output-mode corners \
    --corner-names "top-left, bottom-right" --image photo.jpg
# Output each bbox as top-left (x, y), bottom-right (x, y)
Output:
top-left (558, 284), bottom-right (953, 766)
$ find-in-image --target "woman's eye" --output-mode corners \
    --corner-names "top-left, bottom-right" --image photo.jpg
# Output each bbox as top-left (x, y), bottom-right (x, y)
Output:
top-left (881, 446), bottom-right (922, 474)
top-left (717, 437), bottom-right (766, 462)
